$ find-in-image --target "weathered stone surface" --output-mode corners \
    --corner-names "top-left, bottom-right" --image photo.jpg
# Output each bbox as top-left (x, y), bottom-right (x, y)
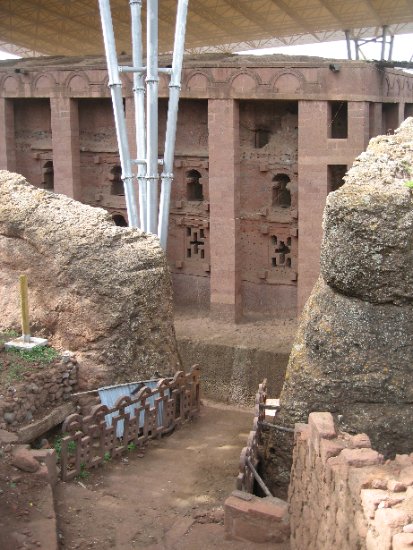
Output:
top-left (0, 171), bottom-right (180, 388)
top-left (12, 446), bottom-right (40, 472)
top-left (263, 119), bottom-right (413, 495)
top-left (321, 118), bottom-right (413, 303)
top-left (278, 277), bottom-right (413, 456)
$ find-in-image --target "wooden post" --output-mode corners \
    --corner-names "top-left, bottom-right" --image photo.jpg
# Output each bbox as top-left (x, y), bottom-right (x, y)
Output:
top-left (19, 274), bottom-right (31, 343)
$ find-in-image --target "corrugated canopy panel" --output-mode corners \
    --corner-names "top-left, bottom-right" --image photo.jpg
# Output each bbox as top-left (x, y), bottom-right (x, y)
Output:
top-left (0, 0), bottom-right (413, 57)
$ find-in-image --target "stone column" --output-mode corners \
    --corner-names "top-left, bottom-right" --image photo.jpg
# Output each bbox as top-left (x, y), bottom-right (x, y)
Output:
top-left (50, 97), bottom-right (81, 200)
top-left (297, 100), bottom-right (329, 312)
top-left (208, 99), bottom-right (242, 322)
top-left (369, 102), bottom-right (383, 138)
top-left (0, 98), bottom-right (16, 171)
top-left (348, 101), bottom-right (370, 152)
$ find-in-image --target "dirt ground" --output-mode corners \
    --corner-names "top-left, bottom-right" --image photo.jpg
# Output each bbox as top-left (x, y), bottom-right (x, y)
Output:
top-left (54, 401), bottom-right (290, 550)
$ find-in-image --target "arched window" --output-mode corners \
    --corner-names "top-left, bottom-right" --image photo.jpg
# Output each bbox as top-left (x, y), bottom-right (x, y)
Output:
top-left (42, 161), bottom-right (54, 191)
top-left (110, 165), bottom-right (124, 196)
top-left (186, 169), bottom-right (203, 201)
top-left (112, 213), bottom-right (128, 227)
top-left (272, 174), bottom-right (291, 208)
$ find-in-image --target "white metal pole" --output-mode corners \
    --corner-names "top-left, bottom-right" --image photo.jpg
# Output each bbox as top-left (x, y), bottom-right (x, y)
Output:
top-left (158, 0), bottom-right (189, 249)
top-left (381, 26), bottom-right (388, 61)
top-left (98, 0), bottom-right (139, 228)
top-left (130, 0), bottom-right (148, 232)
top-left (146, 0), bottom-right (159, 235)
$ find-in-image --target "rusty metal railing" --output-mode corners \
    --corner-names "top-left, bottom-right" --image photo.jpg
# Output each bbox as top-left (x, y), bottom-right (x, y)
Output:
top-left (60, 365), bottom-right (200, 481)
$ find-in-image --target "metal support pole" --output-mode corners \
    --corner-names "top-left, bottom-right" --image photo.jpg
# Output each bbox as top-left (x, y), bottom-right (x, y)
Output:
top-left (146, 0), bottom-right (159, 235)
top-left (355, 39), bottom-right (360, 60)
top-left (130, 0), bottom-right (147, 231)
top-left (381, 25), bottom-right (388, 60)
top-left (246, 458), bottom-right (272, 497)
top-left (158, 0), bottom-right (189, 249)
top-left (98, 0), bottom-right (139, 228)
top-left (388, 34), bottom-right (394, 61)
top-left (345, 30), bottom-right (352, 60)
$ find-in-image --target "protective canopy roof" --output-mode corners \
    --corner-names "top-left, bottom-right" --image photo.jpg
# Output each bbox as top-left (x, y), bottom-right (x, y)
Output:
top-left (1, 0), bottom-right (413, 57)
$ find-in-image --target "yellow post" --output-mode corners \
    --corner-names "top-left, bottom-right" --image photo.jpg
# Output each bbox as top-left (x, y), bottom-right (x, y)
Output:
top-left (19, 274), bottom-right (31, 343)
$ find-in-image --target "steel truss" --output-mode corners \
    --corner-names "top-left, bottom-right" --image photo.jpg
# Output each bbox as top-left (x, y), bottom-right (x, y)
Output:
top-left (98, 0), bottom-right (189, 249)
top-left (345, 26), bottom-right (395, 61)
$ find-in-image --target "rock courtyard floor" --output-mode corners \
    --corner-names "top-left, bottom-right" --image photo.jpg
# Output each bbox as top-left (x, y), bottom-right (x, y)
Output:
top-left (55, 401), bottom-right (290, 549)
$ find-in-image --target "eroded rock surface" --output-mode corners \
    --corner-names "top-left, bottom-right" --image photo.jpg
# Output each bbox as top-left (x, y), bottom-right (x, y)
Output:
top-left (0, 171), bottom-right (180, 388)
top-left (263, 118), bottom-right (413, 495)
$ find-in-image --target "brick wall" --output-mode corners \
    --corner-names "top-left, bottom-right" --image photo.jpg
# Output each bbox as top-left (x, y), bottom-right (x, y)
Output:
top-left (289, 412), bottom-right (413, 550)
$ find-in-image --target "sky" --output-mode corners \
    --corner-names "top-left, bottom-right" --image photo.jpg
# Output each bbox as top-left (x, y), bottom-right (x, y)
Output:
top-left (0, 33), bottom-right (412, 62)
top-left (240, 33), bottom-right (413, 62)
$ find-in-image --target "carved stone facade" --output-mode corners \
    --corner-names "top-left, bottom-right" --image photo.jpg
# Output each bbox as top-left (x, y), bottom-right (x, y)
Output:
top-left (1, 54), bottom-right (413, 320)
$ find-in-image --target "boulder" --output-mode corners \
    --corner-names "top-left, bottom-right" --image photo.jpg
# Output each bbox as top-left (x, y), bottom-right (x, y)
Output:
top-left (0, 171), bottom-right (180, 388)
top-left (321, 120), bottom-right (413, 303)
top-left (12, 446), bottom-right (40, 473)
top-left (263, 118), bottom-right (413, 495)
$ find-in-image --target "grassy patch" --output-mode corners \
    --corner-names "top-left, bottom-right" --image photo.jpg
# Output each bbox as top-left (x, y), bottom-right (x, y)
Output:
top-left (0, 332), bottom-right (60, 387)
top-left (6, 345), bottom-right (59, 364)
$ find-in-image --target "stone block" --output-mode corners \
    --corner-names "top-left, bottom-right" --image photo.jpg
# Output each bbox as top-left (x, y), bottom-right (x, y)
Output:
top-left (400, 467), bottom-right (413, 486)
top-left (225, 492), bottom-right (289, 544)
top-left (372, 508), bottom-right (412, 548)
top-left (388, 480), bottom-right (407, 493)
top-left (339, 448), bottom-right (381, 468)
top-left (308, 412), bottom-right (336, 440)
top-left (350, 433), bottom-right (372, 449)
top-left (361, 489), bottom-right (389, 519)
top-left (320, 438), bottom-right (345, 465)
top-left (12, 446), bottom-right (40, 473)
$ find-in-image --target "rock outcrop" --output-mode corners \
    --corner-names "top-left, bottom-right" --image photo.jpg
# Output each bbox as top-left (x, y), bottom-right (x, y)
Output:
top-left (263, 118), bottom-right (413, 494)
top-left (0, 171), bottom-right (180, 388)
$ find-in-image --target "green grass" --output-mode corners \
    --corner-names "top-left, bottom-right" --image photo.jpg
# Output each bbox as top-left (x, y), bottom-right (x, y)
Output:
top-left (53, 435), bottom-right (77, 461)
top-left (404, 180), bottom-right (413, 189)
top-left (7, 345), bottom-right (59, 364)
top-left (0, 343), bottom-right (60, 384)
top-left (0, 330), bottom-right (19, 347)
top-left (76, 463), bottom-right (89, 480)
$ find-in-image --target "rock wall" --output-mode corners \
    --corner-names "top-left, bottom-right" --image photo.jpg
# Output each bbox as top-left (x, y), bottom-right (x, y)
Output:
top-left (289, 412), bottom-right (413, 550)
top-left (0, 171), bottom-right (180, 388)
top-left (263, 118), bottom-right (413, 493)
top-left (0, 353), bottom-right (77, 431)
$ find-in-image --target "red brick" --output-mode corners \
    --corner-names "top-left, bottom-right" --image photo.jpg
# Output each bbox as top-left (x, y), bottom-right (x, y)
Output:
top-left (339, 448), bottom-right (381, 468)
top-left (350, 433), bottom-right (372, 449)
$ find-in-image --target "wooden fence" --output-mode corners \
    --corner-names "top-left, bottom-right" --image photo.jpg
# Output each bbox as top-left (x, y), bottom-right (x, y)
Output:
top-left (236, 378), bottom-right (267, 493)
